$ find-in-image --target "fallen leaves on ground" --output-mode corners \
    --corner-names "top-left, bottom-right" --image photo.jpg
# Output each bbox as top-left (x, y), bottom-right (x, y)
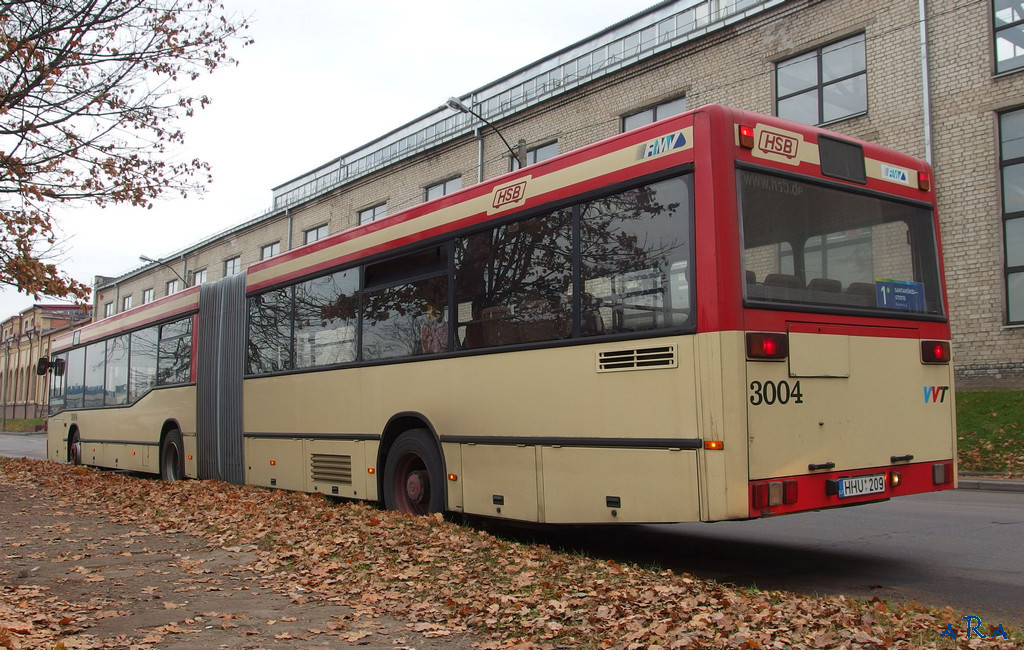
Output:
top-left (0, 458), bottom-right (1017, 648)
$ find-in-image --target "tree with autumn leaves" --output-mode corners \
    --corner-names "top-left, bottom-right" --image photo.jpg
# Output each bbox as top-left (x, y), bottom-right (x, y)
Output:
top-left (0, 0), bottom-right (249, 300)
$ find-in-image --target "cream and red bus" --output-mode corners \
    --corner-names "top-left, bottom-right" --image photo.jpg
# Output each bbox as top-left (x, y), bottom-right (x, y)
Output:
top-left (42, 104), bottom-right (956, 523)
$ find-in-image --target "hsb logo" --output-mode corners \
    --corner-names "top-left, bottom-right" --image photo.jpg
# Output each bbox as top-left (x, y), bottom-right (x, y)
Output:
top-left (492, 180), bottom-right (527, 210)
top-left (758, 130), bottom-right (799, 159)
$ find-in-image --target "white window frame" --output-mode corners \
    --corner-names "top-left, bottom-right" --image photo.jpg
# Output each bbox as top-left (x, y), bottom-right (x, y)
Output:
top-left (425, 177), bottom-right (461, 201)
top-left (622, 96), bottom-right (687, 132)
top-left (995, 1), bottom-right (1024, 74)
top-left (359, 203), bottom-right (387, 225)
top-left (775, 33), bottom-right (867, 126)
top-left (261, 242), bottom-right (281, 260)
top-left (511, 141), bottom-right (559, 170)
top-left (304, 224), bottom-right (328, 245)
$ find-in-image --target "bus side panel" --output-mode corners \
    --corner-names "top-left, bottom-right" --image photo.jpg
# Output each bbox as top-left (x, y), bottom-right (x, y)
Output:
top-left (46, 386), bottom-right (197, 475)
top-left (461, 444), bottom-right (539, 521)
top-left (693, 331), bottom-right (752, 521)
top-left (243, 338), bottom-right (703, 524)
top-left (245, 437), bottom-right (305, 491)
top-left (305, 438), bottom-right (368, 499)
top-left (541, 447), bottom-right (699, 523)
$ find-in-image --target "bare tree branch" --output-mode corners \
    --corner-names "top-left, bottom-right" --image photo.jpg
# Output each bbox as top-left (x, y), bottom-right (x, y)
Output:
top-left (0, 0), bottom-right (250, 299)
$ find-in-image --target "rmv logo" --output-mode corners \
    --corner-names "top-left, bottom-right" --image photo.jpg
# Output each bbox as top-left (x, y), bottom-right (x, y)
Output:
top-left (758, 130), bottom-right (799, 159)
top-left (492, 180), bottom-right (528, 211)
top-left (641, 131), bottom-right (687, 159)
top-left (882, 164), bottom-right (908, 183)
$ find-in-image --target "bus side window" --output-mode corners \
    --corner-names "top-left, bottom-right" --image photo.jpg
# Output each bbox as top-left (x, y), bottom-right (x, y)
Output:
top-left (362, 248), bottom-right (448, 360)
top-left (454, 210), bottom-right (572, 349)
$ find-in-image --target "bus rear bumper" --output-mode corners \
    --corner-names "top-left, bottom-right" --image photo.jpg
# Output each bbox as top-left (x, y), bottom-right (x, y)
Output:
top-left (747, 460), bottom-right (954, 518)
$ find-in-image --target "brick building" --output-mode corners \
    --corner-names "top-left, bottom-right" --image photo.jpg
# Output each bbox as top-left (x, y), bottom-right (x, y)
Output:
top-left (91, 0), bottom-right (1024, 384)
top-left (1, 304), bottom-right (91, 421)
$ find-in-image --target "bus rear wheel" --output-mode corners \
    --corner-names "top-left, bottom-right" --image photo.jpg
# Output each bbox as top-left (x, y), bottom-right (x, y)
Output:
top-left (383, 429), bottom-right (444, 516)
top-left (160, 429), bottom-right (184, 481)
top-left (69, 430), bottom-right (82, 465)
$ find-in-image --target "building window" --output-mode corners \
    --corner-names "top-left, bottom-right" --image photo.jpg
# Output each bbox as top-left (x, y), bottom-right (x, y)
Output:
top-left (622, 96), bottom-right (688, 132)
top-left (142, 288), bottom-right (154, 304)
top-left (996, 1), bottom-right (1024, 74)
top-left (511, 141), bottom-right (558, 170)
top-left (225, 256), bottom-right (241, 276)
top-left (193, 269), bottom-right (208, 285)
top-left (261, 242), bottom-right (281, 260)
top-left (104, 302), bottom-right (114, 318)
top-left (304, 224), bottom-right (328, 245)
top-left (122, 295), bottom-right (133, 311)
top-left (359, 203), bottom-right (387, 225)
top-left (425, 177), bottom-right (461, 201)
top-left (1000, 108), bottom-right (1024, 323)
top-left (776, 33), bottom-right (866, 125)
top-left (166, 279), bottom-right (180, 295)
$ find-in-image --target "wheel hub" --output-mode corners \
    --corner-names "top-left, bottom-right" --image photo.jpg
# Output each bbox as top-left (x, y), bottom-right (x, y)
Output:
top-left (405, 470), bottom-right (427, 504)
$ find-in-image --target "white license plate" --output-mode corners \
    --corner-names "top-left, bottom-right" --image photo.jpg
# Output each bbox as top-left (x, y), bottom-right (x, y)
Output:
top-left (838, 473), bottom-right (886, 498)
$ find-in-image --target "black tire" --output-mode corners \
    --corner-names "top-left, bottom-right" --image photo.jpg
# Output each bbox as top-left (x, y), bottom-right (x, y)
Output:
top-left (160, 429), bottom-right (184, 481)
top-left (69, 430), bottom-right (82, 465)
top-left (383, 429), bottom-right (445, 515)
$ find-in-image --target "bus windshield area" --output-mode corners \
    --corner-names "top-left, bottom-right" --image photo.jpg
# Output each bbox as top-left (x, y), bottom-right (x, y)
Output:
top-left (738, 169), bottom-right (944, 318)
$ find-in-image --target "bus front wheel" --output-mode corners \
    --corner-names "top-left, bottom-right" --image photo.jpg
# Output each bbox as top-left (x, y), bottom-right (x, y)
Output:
top-left (383, 429), bottom-right (444, 515)
top-left (160, 429), bottom-right (185, 481)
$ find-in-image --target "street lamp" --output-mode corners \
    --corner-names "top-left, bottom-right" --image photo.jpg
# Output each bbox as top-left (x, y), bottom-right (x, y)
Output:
top-left (139, 255), bottom-right (187, 287)
top-left (446, 97), bottom-right (525, 168)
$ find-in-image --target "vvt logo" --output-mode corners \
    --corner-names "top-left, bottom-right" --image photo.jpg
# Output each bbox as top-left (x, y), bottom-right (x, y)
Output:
top-left (641, 131), bottom-right (687, 159)
top-left (923, 385), bottom-right (949, 403)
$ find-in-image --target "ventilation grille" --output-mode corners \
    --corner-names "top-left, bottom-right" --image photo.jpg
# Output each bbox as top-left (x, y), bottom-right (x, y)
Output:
top-left (597, 345), bottom-right (677, 372)
top-left (310, 453), bottom-right (352, 485)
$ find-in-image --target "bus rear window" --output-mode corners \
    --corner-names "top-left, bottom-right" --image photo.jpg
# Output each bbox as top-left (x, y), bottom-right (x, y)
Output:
top-left (738, 170), bottom-right (944, 318)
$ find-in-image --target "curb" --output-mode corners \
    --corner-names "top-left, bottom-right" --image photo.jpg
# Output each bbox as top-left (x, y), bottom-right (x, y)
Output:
top-left (957, 478), bottom-right (1024, 493)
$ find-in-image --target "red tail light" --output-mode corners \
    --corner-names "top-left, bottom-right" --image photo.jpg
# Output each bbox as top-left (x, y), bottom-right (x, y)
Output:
top-left (739, 124), bottom-right (755, 148)
top-left (921, 340), bottom-right (951, 364)
top-left (752, 483), bottom-right (769, 509)
top-left (917, 170), bottom-right (931, 191)
top-left (746, 332), bottom-right (789, 360)
top-left (783, 479), bottom-right (798, 504)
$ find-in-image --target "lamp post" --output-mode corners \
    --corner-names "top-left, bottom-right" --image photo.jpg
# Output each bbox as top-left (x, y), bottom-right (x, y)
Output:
top-left (446, 97), bottom-right (525, 168)
top-left (139, 255), bottom-right (187, 288)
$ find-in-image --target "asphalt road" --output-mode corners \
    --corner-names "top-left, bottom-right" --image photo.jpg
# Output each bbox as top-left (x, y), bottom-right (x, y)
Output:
top-left (0, 432), bottom-right (47, 460)
top-left (484, 487), bottom-right (1024, 629)
top-left (3, 433), bottom-right (1021, 627)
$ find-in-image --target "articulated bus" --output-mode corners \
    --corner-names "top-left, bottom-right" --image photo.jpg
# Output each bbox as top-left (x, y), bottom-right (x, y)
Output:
top-left (42, 105), bottom-right (956, 523)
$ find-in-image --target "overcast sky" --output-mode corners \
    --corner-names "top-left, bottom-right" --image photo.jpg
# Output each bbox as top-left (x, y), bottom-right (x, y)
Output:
top-left (1, 0), bottom-right (658, 318)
